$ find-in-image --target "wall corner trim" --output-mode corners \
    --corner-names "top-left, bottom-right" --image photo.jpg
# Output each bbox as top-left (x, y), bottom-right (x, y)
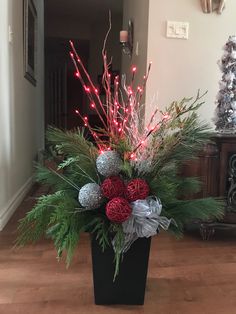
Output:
top-left (0, 177), bottom-right (33, 231)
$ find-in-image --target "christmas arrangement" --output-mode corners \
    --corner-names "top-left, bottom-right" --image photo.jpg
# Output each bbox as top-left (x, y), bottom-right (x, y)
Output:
top-left (215, 35), bottom-right (236, 132)
top-left (16, 31), bottom-right (223, 280)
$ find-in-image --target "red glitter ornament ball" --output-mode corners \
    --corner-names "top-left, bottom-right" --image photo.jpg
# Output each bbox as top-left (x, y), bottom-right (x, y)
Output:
top-left (106, 197), bottom-right (132, 223)
top-left (101, 176), bottom-right (125, 199)
top-left (125, 178), bottom-right (150, 202)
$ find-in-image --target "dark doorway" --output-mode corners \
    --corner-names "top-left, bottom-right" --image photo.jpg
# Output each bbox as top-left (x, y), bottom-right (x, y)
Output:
top-left (44, 0), bottom-right (123, 131)
top-left (45, 38), bottom-right (89, 129)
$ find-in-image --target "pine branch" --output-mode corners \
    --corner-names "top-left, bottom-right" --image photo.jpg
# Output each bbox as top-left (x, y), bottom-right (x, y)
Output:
top-left (163, 198), bottom-right (224, 236)
top-left (150, 114), bottom-right (211, 178)
top-left (86, 216), bottom-right (110, 251)
top-left (16, 190), bottom-right (89, 266)
top-left (57, 156), bottom-right (80, 169)
top-left (16, 191), bottom-right (64, 246)
top-left (35, 164), bottom-right (69, 190)
top-left (47, 127), bottom-right (98, 161)
top-left (46, 127), bottom-right (101, 184)
top-left (35, 164), bottom-right (80, 192)
top-left (112, 224), bottom-right (125, 281)
top-left (149, 174), bottom-right (179, 204)
top-left (177, 177), bottom-right (202, 196)
top-left (47, 208), bottom-right (84, 265)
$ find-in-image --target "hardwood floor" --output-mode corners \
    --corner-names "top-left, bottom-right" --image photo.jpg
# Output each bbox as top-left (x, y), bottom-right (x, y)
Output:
top-left (0, 187), bottom-right (236, 314)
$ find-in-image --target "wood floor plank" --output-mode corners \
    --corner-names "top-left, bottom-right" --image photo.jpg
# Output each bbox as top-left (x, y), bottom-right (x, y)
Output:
top-left (0, 187), bottom-right (235, 313)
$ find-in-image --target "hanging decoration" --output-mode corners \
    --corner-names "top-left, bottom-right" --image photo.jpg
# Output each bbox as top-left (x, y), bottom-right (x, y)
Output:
top-left (101, 176), bottom-right (125, 199)
top-left (106, 197), bottom-right (132, 223)
top-left (78, 183), bottom-right (104, 210)
top-left (96, 150), bottom-right (123, 177)
top-left (125, 178), bottom-right (150, 202)
top-left (214, 35), bottom-right (236, 133)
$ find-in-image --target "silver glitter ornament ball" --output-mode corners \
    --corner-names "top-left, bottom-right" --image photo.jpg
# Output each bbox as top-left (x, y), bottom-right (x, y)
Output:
top-left (96, 150), bottom-right (122, 177)
top-left (78, 183), bottom-right (103, 209)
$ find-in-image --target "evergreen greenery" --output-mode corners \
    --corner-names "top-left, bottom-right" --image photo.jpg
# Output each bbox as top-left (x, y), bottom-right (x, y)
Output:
top-left (16, 96), bottom-right (224, 279)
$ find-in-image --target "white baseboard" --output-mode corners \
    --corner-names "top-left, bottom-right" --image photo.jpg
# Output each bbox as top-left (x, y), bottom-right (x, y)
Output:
top-left (0, 177), bottom-right (33, 231)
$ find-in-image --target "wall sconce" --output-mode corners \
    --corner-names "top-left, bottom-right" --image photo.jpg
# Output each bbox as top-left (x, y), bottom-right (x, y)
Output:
top-left (217, 0), bottom-right (226, 14)
top-left (200, 0), bottom-right (226, 14)
top-left (120, 20), bottom-right (133, 58)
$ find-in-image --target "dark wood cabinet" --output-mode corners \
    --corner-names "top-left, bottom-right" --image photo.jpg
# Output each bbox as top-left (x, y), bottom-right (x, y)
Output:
top-left (181, 142), bottom-right (219, 198)
top-left (183, 134), bottom-right (236, 238)
top-left (214, 135), bottom-right (236, 197)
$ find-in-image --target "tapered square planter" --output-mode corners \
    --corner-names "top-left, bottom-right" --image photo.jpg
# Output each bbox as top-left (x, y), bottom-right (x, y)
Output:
top-left (90, 235), bottom-right (151, 305)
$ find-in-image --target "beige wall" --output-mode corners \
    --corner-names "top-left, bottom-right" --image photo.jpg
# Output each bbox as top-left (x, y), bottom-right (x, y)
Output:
top-left (145, 0), bottom-right (236, 126)
top-left (0, 0), bottom-right (44, 230)
top-left (122, 0), bottom-right (149, 88)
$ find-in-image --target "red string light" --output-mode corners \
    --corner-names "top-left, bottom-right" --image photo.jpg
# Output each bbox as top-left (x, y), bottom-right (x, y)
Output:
top-left (70, 40), bottom-right (162, 161)
top-left (69, 40), bottom-right (108, 128)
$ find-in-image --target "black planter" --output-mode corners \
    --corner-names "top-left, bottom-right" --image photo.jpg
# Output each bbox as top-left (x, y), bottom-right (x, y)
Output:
top-left (91, 235), bottom-right (151, 305)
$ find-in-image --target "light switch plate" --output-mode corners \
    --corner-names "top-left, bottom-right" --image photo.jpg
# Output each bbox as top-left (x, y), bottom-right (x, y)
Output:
top-left (166, 21), bottom-right (189, 39)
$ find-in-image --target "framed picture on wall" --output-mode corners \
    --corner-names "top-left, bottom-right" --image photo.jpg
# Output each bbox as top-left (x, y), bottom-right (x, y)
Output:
top-left (23, 0), bottom-right (37, 86)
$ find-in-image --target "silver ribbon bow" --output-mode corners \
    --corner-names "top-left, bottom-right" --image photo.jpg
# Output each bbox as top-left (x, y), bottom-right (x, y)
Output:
top-left (117, 197), bottom-right (175, 253)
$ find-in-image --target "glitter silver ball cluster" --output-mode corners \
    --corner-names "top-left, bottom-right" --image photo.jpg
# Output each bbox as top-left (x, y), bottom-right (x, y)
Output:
top-left (78, 183), bottom-right (103, 209)
top-left (96, 150), bottom-right (122, 177)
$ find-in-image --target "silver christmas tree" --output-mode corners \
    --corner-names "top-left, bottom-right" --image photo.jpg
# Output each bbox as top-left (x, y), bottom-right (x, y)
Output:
top-left (215, 35), bottom-right (236, 133)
